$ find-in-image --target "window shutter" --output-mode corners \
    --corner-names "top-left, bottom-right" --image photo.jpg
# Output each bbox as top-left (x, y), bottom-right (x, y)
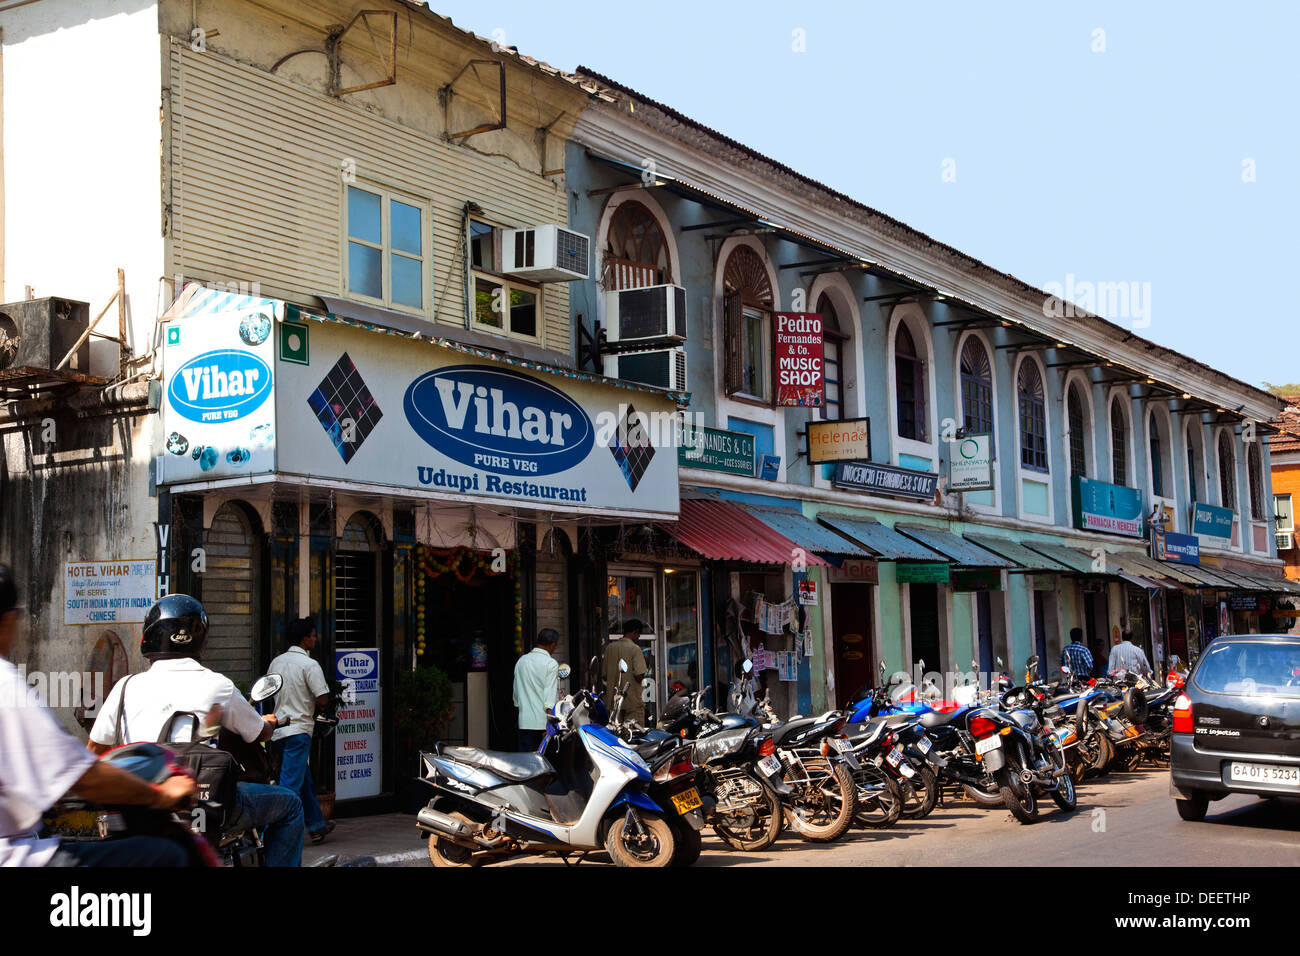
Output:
top-left (724, 292), bottom-right (743, 395)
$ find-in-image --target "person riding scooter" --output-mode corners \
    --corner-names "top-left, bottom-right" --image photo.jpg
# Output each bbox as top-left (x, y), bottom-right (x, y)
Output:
top-left (87, 594), bottom-right (306, 866)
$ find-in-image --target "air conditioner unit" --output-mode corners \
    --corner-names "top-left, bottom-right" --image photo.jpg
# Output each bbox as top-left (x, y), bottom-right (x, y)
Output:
top-left (1276, 532), bottom-right (1293, 552)
top-left (0, 297), bottom-right (90, 373)
top-left (604, 285), bottom-right (687, 344)
top-left (603, 347), bottom-right (687, 393)
top-left (501, 225), bottom-right (590, 282)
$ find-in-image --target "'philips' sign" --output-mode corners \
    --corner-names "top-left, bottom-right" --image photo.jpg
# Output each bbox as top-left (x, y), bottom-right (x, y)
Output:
top-left (403, 366), bottom-right (594, 476)
top-left (167, 349), bottom-right (272, 423)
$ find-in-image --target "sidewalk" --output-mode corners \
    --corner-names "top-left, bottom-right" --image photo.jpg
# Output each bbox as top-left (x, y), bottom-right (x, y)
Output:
top-left (301, 812), bottom-right (426, 867)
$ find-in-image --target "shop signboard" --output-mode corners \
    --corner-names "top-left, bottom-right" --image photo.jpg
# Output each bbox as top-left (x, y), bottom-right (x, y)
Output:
top-left (679, 422), bottom-right (755, 476)
top-left (1229, 595), bottom-right (1262, 613)
top-left (825, 559), bottom-right (879, 584)
top-left (948, 433), bottom-right (994, 492)
top-left (896, 562), bottom-right (950, 584)
top-left (274, 316), bottom-right (679, 517)
top-left (807, 418), bottom-right (870, 464)
top-left (1192, 503), bottom-right (1235, 540)
top-left (1072, 476), bottom-right (1144, 538)
top-left (1154, 529), bottom-right (1200, 565)
top-left (335, 649), bottom-right (382, 801)
top-left (834, 461), bottom-right (938, 501)
top-left (952, 568), bottom-right (1002, 592)
top-left (64, 560), bottom-right (157, 625)
top-left (159, 306), bottom-right (279, 483)
top-left (774, 312), bottom-right (824, 407)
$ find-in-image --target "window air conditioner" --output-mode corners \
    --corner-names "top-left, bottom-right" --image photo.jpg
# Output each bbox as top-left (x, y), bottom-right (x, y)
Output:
top-left (0, 297), bottom-right (91, 373)
top-left (1276, 532), bottom-right (1293, 552)
top-left (603, 347), bottom-right (687, 393)
top-left (501, 225), bottom-right (590, 282)
top-left (603, 285), bottom-right (687, 344)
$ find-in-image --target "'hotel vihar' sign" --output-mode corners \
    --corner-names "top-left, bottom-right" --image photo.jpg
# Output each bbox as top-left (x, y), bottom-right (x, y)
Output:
top-left (1072, 475), bottom-right (1144, 538)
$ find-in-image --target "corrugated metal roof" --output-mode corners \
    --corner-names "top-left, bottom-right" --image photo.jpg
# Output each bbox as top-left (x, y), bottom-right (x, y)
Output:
top-left (1165, 562), bottom-right (1240, 589)
top-left (1203, 566), bottom-right (1269, 592)
top-left (895, 526), bottom-right (1013, 568)
top-left (964, 534), bottom-right (1073, 572)
top-left (1109, 551), bottom-right (1203, 587)
top-left (816, 514), bottom-right (946, 562)
top-left (749, 507), bottom-right (870, 558)
top-left (663, 500), bottom-right (827, 565)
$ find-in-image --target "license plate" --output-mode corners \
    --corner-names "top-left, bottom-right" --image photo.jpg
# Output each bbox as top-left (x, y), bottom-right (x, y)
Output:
top-left (1229, 762), bottom-right (1300, 788)
top-left (886, 747), bottom-right (902, 767)
top-left (759, 755), bottom-right (782, 777)
top-left (898, 761), bottom-right (916, 778)
top-left (830, 737), bottom-right (852, 753)
top-left (916, 736), bottom-right (932, 754)
top-left (671, 787), bottom-right (703, 814)
top-left (975, 735), bottom-right (1001, 755)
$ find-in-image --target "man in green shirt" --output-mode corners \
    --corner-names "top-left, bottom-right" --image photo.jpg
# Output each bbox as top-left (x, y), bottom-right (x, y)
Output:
top-left (603, 619), bottom-right (649, 726)
top-left (513, 629), bottom-right (560, 752)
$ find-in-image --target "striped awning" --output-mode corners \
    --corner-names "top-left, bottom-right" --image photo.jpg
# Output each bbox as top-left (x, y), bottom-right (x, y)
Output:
top-left (662, 499), bottom-right (828, 565)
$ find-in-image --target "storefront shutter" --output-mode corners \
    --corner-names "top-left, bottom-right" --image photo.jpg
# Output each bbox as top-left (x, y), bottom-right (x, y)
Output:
top-left (724, 291), bottom-right (743, 395)
top-left (202, 506), bottom-right (257, 686)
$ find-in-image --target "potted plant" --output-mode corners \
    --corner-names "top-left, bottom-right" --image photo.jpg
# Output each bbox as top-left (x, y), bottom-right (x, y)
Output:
top-left (393, 665), bottom-right (455, 812)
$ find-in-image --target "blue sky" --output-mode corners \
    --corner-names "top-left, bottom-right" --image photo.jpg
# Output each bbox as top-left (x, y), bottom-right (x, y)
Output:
top-left (432, 1), bottom-right (1299, 389)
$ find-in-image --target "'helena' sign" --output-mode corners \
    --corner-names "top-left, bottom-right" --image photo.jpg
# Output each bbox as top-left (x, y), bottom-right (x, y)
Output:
top-left (1072, 476), bottom-right (1144, 538)
top-left (834, 461), bottom-right (938, 501)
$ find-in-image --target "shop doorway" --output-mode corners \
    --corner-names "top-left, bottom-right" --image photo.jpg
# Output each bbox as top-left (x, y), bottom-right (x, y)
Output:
top-left (974, 591), bottom-right (994, 675)
top-left (1084, 589), bottom-right (1108, 676)
top-left (606, 566), bottom-right (702, 725)
top-left (1033, 592), bottom-right (1048, 680)
top-left (831, 583), bottom-right (874, 705)
top-left (910, 583), bottom-right (941, 674)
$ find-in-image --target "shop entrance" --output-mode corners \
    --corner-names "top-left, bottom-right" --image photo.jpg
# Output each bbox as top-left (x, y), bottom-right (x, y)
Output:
top-left (831, 583), bottom-right (874, 705)
top-left (910, 583), bottom-right (940, 673)
top-left (974, 591), bottom-right (994, 675)
top-left (1084, 589), bottom-right (1108, 675)
top-left (606, 566), bottom-right (702, 726)
top-left (1033, 591), bottom-right (1048, 680)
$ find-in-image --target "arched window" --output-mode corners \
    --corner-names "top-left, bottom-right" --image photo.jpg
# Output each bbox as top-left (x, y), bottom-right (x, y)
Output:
top-left (1218, 432), bottom-right (1237, 510)
top-left (1067, 383), bottom-right (1088, 478)
top-left (605, 201), bottom-right (672, 290)
top-left (1248, 443), bottom-right (1264, 519)
top-left (1149, 414), bottom-right (1166, 499)
top-left (960, 337), bottom-right (994, 435)
top-left (1111, 401), bottom-right (1129, 486)
top-left (1187, 441), bottom-right (1199, 503)
top-left (817, 292), bottom-right (845, 421)
top-left (895, 324), bottom-right (926, 441)
top-left (722, 244), bottom-right (774, 401)
top-left (1018, 361), bottom-right (1047, 472)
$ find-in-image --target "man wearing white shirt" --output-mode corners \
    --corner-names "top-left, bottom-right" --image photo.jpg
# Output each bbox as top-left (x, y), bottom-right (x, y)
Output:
top-left (513, 629), bottom-right (560, 752)
top-left (267, 618), bottom-right (333, 844)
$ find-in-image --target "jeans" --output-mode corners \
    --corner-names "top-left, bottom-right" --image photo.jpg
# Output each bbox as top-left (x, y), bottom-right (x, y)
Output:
top-left (272, 734), bottom-right (326, 834)
top-left (47, 835), bottom-right (192, 867)
top-left (518, 729), bottom-right (546, 753)
top-left (225, 782), bottom-right (304, 867)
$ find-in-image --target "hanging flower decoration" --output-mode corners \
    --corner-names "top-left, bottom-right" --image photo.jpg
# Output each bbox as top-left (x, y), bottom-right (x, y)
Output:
top-left (412, 545), bottom-right (519, 660)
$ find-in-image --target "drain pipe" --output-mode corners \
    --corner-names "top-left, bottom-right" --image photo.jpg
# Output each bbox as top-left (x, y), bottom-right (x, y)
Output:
top-left (462, 200), bottom-right (482, 331)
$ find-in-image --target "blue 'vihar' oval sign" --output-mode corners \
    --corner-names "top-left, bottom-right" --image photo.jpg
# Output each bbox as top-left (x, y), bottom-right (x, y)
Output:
top-left (167, 349), bottom-right (273, 424)
top-left (403, 365), bottom-right (594, 477)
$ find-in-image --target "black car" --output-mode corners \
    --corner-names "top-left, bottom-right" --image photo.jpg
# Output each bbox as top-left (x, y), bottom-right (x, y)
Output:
top-left (1170, 634), bottom-right (1300, 821)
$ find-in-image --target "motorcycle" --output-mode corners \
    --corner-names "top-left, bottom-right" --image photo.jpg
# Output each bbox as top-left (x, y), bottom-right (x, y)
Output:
top-left (416, 664), bottom-right (680, 867)
top-left (966, 681), bottom-right (1078, 824)
top-left (767, 710), bottom-right (859, 842)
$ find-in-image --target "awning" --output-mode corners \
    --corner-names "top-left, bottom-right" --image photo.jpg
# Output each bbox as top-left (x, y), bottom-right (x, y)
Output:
top-left (1116, 571), bottom-right (1176, 591)
top-left (748, 506), bottom-right (871, 558)
top-left (663, 499), bottom-right (828, 565)
top-left (1110, 551), bottom-right (1205, 588)
top-left (1239, 572), bottom-right (1300, 595)
top-left (1201, 566), bottom-right (1269, 591)
top-left (963, 534), bottom-right (1073, 573)
top-left (816, 514), bottom-right (947, 562)
top-left (1021, 542), bottom-right (1106, 575)
top-left (1159, 562), bottom-right (1241, 589)
top-left (894, 525), bottom-right (1014, 568)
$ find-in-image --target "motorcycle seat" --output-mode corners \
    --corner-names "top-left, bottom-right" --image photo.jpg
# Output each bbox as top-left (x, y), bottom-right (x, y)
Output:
top-left (772, 716), bottom-right (820, 747)
top-left (919, 708), bottom-right (960, 728)
top-left (441, 746), bottom-right (554, 782)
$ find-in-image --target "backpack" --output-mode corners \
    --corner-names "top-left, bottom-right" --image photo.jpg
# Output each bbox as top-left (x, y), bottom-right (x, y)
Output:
top-left (115, 678), bottom-right (242, 836)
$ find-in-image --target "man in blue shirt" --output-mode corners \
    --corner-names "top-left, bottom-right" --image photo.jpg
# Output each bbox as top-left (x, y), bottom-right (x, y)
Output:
top-left (513, 629), bottom-right (560, 752)
top-left (1061, 627), bottom-right (1094, 678)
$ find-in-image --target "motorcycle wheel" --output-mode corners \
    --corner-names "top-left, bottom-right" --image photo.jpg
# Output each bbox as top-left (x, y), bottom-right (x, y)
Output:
top-left (1116, 747), bottom-right (1144, 772)
top-left (852, 764), bottom-right (903, 829)
top-left (997, 749), bottom-right (1040, 824)
top-left (901, 764), bottom-right (939, 820)
top-left (1049, 744), bottom-right (1077, 813)
top-left (1091, 732), bottom-right (1114, 776)
top-left (712, 776), bottom-right (782, 852)
top-left (1122, 687), bottom-right (1149, 725)
top-left (604, 812), bottom-right (676, 868)
top-left (785, 758), bottom-right (857, 842)
top-left (426, 813), bottom-right (482, 868)
top-left (670, 821), bottom-right (702, 868)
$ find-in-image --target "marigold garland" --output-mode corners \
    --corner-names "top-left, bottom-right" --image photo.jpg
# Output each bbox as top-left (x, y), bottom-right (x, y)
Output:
top-left (412, 545), bottom-right (521, 658)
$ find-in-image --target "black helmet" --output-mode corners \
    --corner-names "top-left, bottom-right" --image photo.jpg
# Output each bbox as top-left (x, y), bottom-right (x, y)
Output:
top-left (141, 594), bottom-right (208, 660)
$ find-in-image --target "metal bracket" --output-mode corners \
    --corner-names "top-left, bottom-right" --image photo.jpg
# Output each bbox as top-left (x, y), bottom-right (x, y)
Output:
top-left (327, 11), bottom-right (398, 97)
top-left (444, 59), bottom-right (507, 140)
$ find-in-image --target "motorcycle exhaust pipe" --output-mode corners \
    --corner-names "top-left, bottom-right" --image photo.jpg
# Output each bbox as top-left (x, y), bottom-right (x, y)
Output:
top-left (416, 808), bottom-right (475, 844)
top-left (1020, 769), bottom-right (1036, 784)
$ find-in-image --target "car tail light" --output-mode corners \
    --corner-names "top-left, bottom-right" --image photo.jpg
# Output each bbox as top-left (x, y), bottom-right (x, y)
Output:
top-left (758, 737), bottom-right (775, 757)
top-left (969, 715), bottom-right (997, 739)
top-left (1172, 694), bottom-right (1193, 734)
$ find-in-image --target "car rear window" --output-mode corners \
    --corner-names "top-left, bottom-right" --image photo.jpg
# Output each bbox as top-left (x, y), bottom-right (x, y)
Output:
top-left (1193, 640), bottom-right (1300, 699)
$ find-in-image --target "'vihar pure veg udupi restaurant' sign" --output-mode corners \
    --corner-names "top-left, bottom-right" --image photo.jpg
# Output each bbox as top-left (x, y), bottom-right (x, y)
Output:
top-left (159, 294), bottom-right (680, 518)
top-left (1071, 475), bottom-right (1144, 538)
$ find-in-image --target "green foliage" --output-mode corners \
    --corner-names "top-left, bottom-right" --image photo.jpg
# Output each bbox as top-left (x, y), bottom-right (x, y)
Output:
top-left (1262, 382), bottom-right (1300, 397)
top-left (393, 664), bottom-right (455, 748)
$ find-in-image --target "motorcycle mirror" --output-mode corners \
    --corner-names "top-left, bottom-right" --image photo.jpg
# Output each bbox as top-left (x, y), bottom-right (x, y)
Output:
top-left (619, 659), bottom-right (629, 674)
top-left (743, 659), bottom-right (753, 674)
top-left (1061, 664), bottom-right (1072, 675)
top-left (879, 660), bottom-right (887, 675)
top-left (558, 663), bottom-right (572, 680)
top-left (997, 656), bottom-right (1004, 669)
top-left (1026, 655), bottom-right (1039, 668)
top-left (250, 674), bottom-right (283, 703)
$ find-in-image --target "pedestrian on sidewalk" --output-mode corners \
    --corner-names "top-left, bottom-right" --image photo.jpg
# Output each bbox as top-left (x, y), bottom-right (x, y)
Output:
top-left (267, 618), bottom-right (334, 845)
top-left (1108, 628), bottom-right (1153, 678)
top-left (513, 628), bottom-right (560, 752)
top-left (603, 620), bottom-right (648, 726)
top-left (1061, 627), bottom-right (1094, 678)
